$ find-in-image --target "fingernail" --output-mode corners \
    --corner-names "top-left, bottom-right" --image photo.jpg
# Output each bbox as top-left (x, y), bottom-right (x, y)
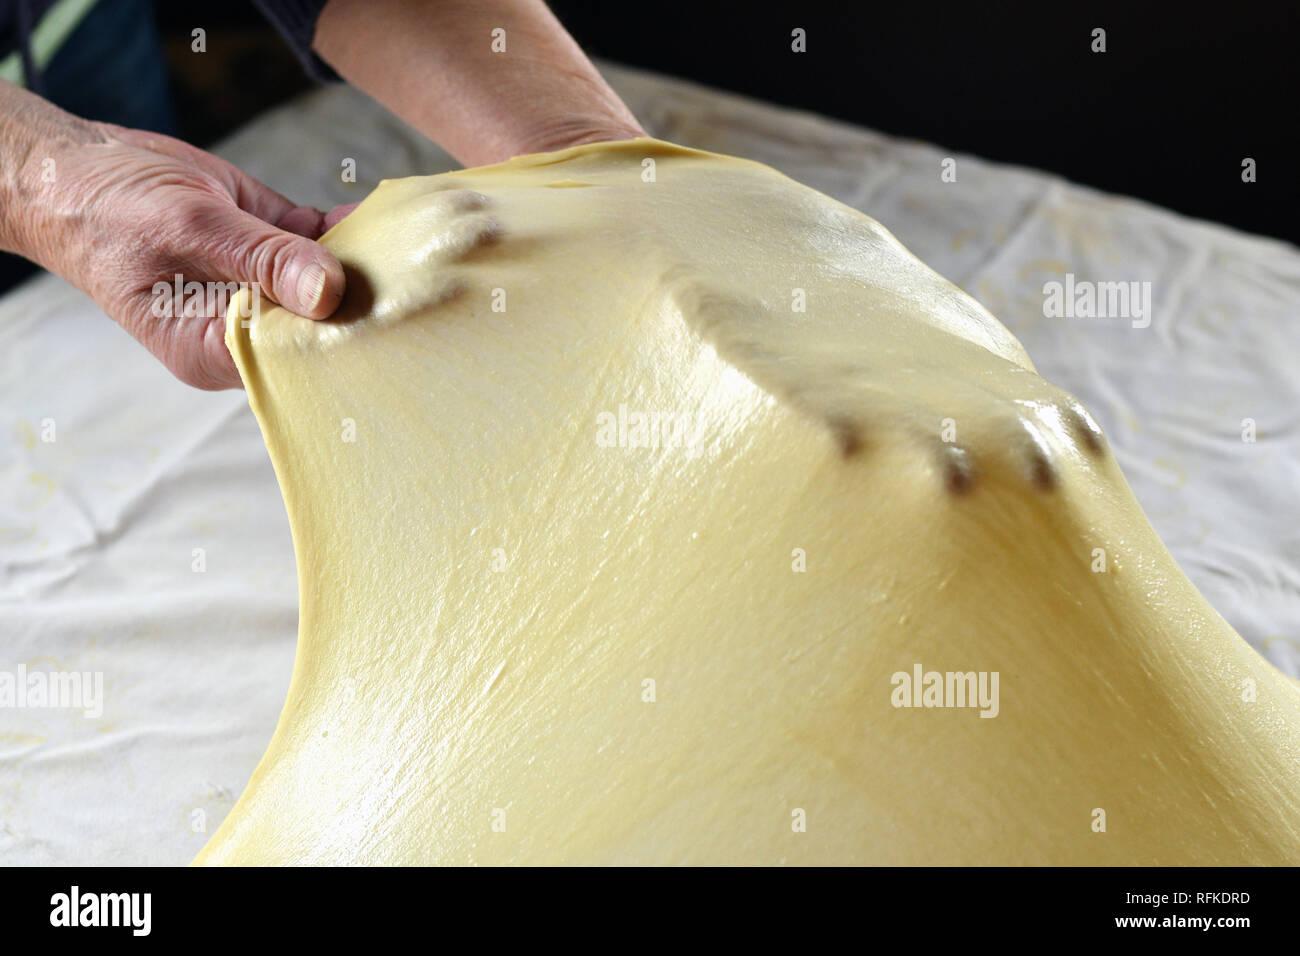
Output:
top-left (296, 262), bottom-right (327, 313)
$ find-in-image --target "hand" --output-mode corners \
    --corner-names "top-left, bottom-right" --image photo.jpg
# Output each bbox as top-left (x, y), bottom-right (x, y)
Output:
top-left (3, 91), bottom-right (346, 390)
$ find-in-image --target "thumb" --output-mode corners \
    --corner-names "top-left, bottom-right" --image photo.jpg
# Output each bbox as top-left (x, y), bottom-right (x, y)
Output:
top-left (201, 203), bottom-right (346, 319)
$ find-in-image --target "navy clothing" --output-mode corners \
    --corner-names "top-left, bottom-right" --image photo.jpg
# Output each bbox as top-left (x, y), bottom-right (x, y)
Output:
top-left (249, 0), bottom-right (338, 82)
top-left (0, 0), bottom-right (338, 93)
top-left (1, 0), bottom-right (56, 92)
top-left (41, 0), bottom-right (176, 132)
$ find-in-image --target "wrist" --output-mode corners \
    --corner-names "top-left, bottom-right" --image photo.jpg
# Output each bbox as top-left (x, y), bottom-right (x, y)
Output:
top-left (508, 116), bottom-right (647, 160)
top-left (0, 81), bottom-right (107, 267)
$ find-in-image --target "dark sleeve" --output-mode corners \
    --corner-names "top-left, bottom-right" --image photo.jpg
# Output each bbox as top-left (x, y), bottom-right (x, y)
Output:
top-left (249, 0), bottom-right (341, 82)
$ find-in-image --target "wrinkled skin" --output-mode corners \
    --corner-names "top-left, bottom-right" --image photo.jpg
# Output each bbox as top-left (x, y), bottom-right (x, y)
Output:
top-left (15, 121), bottom-right (349, 390)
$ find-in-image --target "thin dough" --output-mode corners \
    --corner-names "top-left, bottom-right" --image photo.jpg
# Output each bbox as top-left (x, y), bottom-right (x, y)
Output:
top-left (201, 138), bottom-right (1300, 864)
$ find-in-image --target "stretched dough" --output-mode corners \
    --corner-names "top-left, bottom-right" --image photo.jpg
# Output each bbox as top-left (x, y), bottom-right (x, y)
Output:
top-left (201, 138), bottom-right (1300, 864)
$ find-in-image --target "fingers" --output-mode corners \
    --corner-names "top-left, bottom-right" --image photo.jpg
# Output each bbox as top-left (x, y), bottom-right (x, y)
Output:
top-left (196, 202), bottom-right (346, 319)
top-left (275, 203), bottom-right (330, 240)
top-left (197, 314), bottom-right (244, 391)
top-left (124, 296), bottom-right (244, 392)
top-left (171, 198), bottom-right (347, 390)
top-left (324, 202), bottom-right (360, 231)
top-left (143, 193), bottom-right (346, 391)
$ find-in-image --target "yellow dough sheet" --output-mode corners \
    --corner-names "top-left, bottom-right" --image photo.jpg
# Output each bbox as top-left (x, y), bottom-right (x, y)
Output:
top-left (201, 137), bottom-right (1300, 865)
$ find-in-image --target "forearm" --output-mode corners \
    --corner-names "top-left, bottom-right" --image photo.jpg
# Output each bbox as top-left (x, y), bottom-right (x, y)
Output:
top-left (0, 79), bottom-right (106, 268)
top-left (313, 0), bottom-right (645, 167)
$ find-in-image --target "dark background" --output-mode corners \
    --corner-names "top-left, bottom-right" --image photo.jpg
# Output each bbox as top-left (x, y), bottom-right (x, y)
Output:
top-left (549, 0), bottom-right (1298, 245)
top-left (151, 0), bottom-right (1298, 244)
